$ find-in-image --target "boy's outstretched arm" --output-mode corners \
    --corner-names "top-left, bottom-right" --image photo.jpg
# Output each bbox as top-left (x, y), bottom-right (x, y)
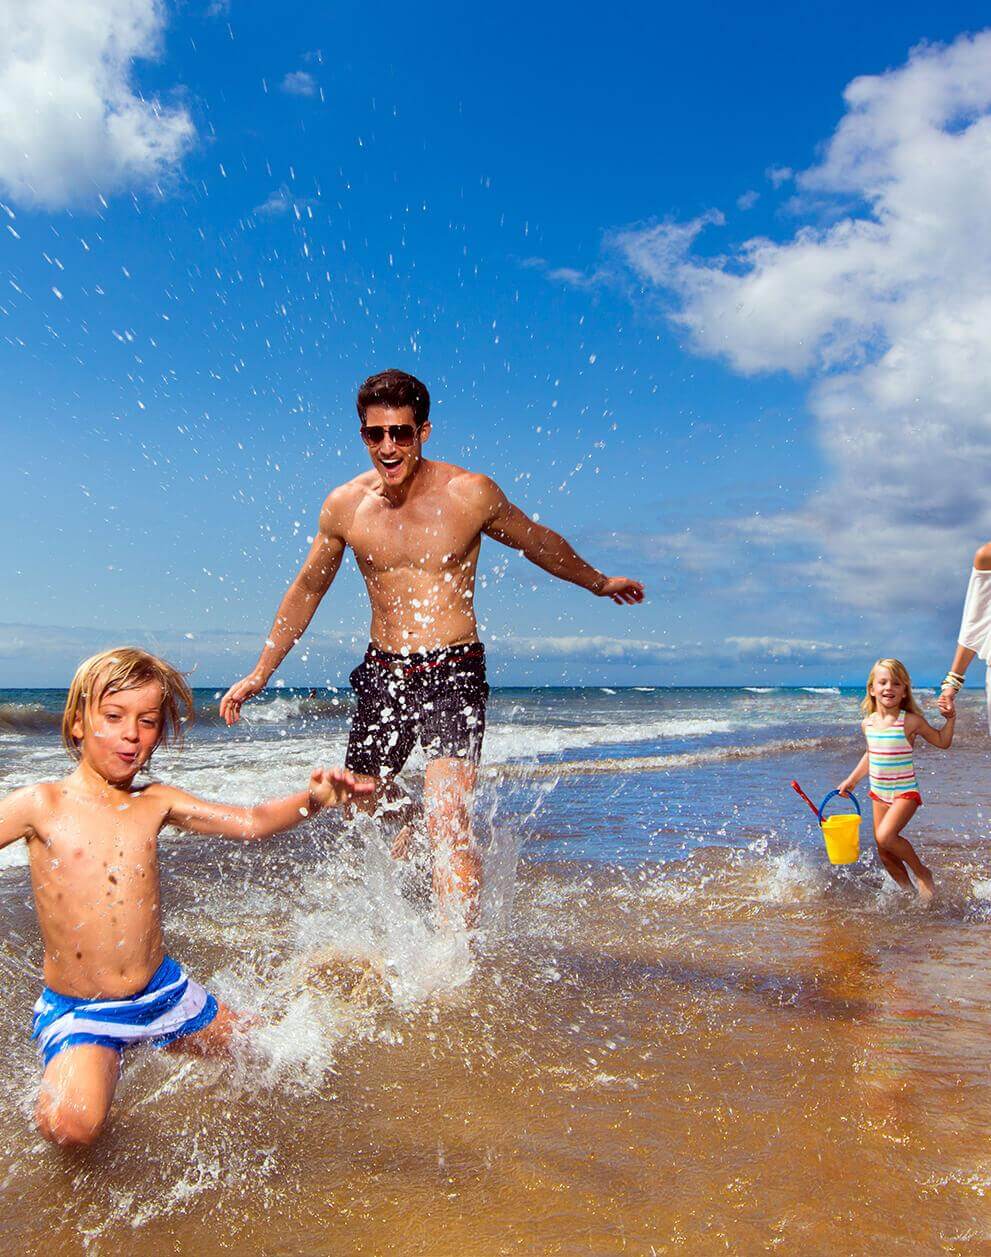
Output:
top-left (476, 476), bottom-right (644, 605)
top-left (154, 769), bottom-right (373, 841)
top-left (0, 785), bottom-right (40, 849)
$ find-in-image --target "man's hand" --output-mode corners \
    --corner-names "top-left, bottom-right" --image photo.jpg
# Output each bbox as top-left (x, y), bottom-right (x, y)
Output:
top-left (219, 672), bottom-right (267, 726)
top-left (596, 576), bottom-right (645, 605)
top-left (308, 767), bottom-right (375, 811)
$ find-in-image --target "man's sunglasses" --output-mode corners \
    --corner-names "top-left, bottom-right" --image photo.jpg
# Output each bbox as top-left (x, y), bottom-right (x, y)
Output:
top-left (360, 423), bottom-right (423, 447)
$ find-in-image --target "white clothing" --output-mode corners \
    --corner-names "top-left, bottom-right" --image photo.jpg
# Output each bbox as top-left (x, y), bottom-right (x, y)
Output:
top-left (957, 567), bottom-right (991, 732)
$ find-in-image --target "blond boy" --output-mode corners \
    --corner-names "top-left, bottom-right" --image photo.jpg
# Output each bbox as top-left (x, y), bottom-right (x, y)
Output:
top-left (0, 647), bottom-right (371, 1148)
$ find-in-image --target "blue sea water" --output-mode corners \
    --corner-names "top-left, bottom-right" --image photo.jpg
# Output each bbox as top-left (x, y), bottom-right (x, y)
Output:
top-left (1, 683), bottom-right (979, 867)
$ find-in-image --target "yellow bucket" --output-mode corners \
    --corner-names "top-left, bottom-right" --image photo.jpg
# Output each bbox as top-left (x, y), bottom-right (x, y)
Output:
top-left (820, 813), bottom-right (860, 865)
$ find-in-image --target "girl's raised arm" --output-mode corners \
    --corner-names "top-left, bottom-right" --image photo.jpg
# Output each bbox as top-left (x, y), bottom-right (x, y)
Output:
top-left (906, 711), bottom-right (955, 750)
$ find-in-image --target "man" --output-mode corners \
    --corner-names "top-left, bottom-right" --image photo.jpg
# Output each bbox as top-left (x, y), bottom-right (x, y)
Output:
top-left (220, 369), bottom-right (644, 925)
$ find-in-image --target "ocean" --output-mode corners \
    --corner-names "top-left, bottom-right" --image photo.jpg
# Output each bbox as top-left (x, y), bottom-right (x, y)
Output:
top-left (2, 684), bottom-right (991, 1254)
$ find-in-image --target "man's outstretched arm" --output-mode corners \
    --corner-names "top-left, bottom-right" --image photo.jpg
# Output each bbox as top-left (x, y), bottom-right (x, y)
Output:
top-left (479, 478), bottom-right (644, 605)
top-left (220, 496), bottom-right (347, 724)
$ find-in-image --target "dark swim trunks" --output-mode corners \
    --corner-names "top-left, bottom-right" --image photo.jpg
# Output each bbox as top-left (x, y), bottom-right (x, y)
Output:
top-left (345, 642), bottom-right (489, 777)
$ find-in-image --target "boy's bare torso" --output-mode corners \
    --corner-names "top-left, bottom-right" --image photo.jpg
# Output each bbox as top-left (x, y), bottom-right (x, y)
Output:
top-left (24, 779), bottom-right (172, 999)
top-left (324, 460), bottom-right (493, 652)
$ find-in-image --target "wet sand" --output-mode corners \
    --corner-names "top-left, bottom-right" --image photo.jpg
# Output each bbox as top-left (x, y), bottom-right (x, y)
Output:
top-left (3, 837), bottom-right (991, 1254)
top-left (3, 686), bottom-right (991, 1253)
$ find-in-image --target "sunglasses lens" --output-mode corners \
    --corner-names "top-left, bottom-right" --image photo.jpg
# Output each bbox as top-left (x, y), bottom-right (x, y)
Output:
top-left (361, 424), bottom-right (420, 445)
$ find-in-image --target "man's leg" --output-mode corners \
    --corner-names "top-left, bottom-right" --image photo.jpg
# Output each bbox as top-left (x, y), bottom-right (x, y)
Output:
top-left (36, 1044), bottom-right (121, 1148)
top-left (344, 658), bottom-right (418, 847)
top-left (424, 757), bottom-right (481, 928)
top-left (345, 772), bottom-right (423, 857)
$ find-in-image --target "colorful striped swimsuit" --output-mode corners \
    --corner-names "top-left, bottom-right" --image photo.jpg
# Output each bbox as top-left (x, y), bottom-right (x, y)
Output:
top-left (866, 712), bottom-right (921, 805)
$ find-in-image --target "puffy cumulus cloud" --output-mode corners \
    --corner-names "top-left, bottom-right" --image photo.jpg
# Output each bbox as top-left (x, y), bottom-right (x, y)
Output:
top-left (611, 31), bottom-right (991, 612)
top-left (0, 0), bottom-right (194, 209)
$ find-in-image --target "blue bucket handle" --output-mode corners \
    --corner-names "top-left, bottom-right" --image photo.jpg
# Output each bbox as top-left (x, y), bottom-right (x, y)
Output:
top-left (818, 789), bottom-right (861, 823)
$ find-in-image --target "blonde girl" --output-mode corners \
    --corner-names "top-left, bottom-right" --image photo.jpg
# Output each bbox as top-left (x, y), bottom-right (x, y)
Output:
top-left (838, 658), bottom-right (954, 899)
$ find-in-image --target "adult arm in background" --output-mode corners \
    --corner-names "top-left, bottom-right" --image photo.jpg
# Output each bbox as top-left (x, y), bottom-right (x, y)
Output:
top-left (220, 493), bottom-right (348, 724)
top-left (475, 476), bottom-right (645, 605)
top-left (938, 542), bottom-right (991, 717)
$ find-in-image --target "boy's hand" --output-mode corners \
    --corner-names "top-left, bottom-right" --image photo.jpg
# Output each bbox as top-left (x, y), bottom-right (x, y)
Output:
top-left (308, 767), bottom-right (374, 811)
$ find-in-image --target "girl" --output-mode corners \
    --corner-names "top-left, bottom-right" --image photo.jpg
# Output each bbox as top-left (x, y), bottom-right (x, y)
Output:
top-left (838, 658), bottom-right (954, 899)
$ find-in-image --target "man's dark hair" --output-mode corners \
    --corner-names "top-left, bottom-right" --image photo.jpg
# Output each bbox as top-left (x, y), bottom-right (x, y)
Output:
top-left (356, 369), bottom-right (430, 426)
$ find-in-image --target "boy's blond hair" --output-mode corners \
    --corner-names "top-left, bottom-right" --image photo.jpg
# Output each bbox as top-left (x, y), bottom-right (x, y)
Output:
top-left (61, 647), bottom-right (194, 761)
top-left (860, 657), bottom-right (923, 718)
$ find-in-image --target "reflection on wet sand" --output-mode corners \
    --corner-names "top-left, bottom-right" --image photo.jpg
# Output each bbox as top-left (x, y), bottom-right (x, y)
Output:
top-left (2, 831), bottom-right (991, 1254)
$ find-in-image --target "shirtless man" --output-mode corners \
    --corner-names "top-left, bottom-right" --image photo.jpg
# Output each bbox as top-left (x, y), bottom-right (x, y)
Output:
top-left (220, 369), bottom-right (644, 923)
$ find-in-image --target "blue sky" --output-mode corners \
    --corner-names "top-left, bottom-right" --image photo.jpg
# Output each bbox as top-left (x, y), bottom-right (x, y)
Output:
top-left (2, 1), bottom-right (990, 686)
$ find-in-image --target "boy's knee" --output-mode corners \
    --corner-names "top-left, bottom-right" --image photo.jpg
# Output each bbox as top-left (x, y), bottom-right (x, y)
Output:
top-left (37, 1097), bottom-right (107, 1148)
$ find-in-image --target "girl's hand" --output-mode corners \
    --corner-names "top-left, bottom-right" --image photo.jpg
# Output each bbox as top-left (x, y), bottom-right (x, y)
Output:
top-left (308, 767), bottom-right (374, 811)
top-left (937, 687), bottom-right (957, 717)
top-left (837, 781), bottom-right (852, 797)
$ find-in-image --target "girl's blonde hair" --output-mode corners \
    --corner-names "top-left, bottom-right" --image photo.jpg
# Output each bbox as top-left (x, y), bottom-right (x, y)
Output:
top-left (61, 647), bottom-right (194, 761)
top-left (860, 657), bottom-right (923, 717)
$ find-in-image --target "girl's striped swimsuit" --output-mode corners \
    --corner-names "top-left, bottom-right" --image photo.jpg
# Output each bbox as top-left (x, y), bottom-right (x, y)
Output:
top-left (866, 712), bottom-right (921, 805)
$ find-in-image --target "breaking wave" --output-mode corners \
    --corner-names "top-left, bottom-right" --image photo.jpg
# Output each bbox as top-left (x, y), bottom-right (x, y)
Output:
top-left (0, 704), bottom-right (60, 735)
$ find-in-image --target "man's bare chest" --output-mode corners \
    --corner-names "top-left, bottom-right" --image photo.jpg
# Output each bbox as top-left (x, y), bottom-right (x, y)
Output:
top-left (346, 501), bottom-right (481, 574)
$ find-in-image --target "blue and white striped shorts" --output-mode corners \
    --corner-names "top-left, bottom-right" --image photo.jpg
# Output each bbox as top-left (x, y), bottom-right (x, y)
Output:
top-left (32, 955), bottom-right (218, 1067)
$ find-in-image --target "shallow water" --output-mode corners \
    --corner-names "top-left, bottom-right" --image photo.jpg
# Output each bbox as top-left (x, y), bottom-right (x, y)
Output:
top-left (2, 687), bottom-right (991, 1253)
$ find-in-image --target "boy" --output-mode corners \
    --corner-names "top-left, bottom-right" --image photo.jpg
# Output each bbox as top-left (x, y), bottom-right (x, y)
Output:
top-left (0, 647), bottom-right (371, 1148)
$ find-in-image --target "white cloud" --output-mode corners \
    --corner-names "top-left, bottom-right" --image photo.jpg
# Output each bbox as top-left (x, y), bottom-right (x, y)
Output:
top-left (726, 635), bottom-right (850, 663)
top-left (254, 186), bottom-right (291, 216)
top-left (0, 0), bottom-right (195, 209)
top-left (736, 189), bottom-right (759, 210)
top-left (281, 70), bottom-right (317, 98)
top-left (505, 634), bottom-right (675, 664)
top-left (610, 30), bottom-right (991, 611)
top-left (766, 165), bottom-right (793, 187)
top-left (545, 265), bottom-right (609, 288)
